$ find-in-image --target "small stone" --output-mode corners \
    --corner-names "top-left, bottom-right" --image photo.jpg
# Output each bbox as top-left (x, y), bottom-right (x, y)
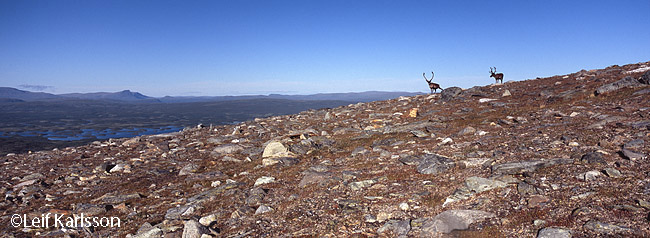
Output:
top-left (533, 219), bottom-right (547, 227)
top-left (603, 168), bottom-right (621, 178)
top-left (376, 212), bottom-right (392, 222)
top-left (399, 202), bottom-right (409, 211)
top-left (621, 149), bottom-right (645, 161)
top-left (199, 214), bottom-right (217, 227)
top-left (350, 180), bottom-right (375, 191)
top-left (637, 199), bottom-right (650, 209)
top-left (457, 126), bottom-right (476, 136)
top-left (377, 219), bottom-right (411, 236)
top-left (262, 141), bottom-right (291, 158)
top-left (568, 142), bottom-right (579, 147)
top-left (409, 108), bottom-right (418, 117)
top-left (182, 220), bottom-right (209, 238)
top-left (502, 90), bottom-right (511, 97)
top-left (581, 152), bottom-right (606, 164)
top-left (537, 227), bottom-right (572, 238)
top-left (584, 170), bottom-right (601, 181)
top-left (211, 181), bottom-right (221, 187)
top-left (254, 176), bottom-right (275, 186)
top-left (420, 210), bottom-right (496, 235)
top-left (528, 195), bottom-right (549, 207)
top-left (179, 163), bottom-right (199, 176)
top-left (365, 214), bottom-right (377, 223)
top-left (583, 221), bottom-right (632, 235)
top-left (438, 137), bottom-right (453, 146)
top-left (255, 205), bottom-right (273, 215)
top-left (212, 144), bottom-right (244, 154)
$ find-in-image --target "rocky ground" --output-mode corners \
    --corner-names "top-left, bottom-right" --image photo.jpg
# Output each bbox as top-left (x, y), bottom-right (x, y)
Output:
top-left (2, 62), bottom-right (650, 237)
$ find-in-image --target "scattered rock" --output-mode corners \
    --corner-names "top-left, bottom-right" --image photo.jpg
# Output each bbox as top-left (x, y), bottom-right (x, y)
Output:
top-left (441, 87), bottom-right (463, 101)
top-left (583, 221), bottom-right (632, 235)
top-left (377, 219), bottom-right (411, 236)
top-left (595, 76), bottom-right (645, 95)
top-left (182, 219), bottom-right (210, 238)
top-left (420, 210), bottom-right (496, 235)
top-left (537, 227), bottom-right (572, 238)
top-left (254, 176), bottom-right (275, 186)
top-left (416, 154), bottom-right (455, 175)
top-left (262, 141), bottom-right (291, 158)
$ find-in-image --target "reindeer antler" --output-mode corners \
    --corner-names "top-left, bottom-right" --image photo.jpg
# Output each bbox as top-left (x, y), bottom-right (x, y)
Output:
top-left (423, 72), bottom-right (432, 83)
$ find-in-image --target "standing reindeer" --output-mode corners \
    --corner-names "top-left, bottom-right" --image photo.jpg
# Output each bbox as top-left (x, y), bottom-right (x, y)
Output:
top-left (489, 67), bottom-right (504, 84)
top-left (423, 71), bottom-right (442, 94)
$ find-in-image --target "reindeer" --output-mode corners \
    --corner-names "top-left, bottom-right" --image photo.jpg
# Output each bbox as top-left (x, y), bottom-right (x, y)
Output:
top-left (423, 71), bottom-right (442, 94)
top-left (489, 67), bottom-right (504, 84)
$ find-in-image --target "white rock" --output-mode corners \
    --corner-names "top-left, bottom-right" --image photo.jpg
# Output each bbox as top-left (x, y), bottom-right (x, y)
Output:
top-left (399, 202), bottom-right (409, 211)
top-left (254, 176), bottom-right (276, 186)
top-left (262, 141), bottom-right (291, 158)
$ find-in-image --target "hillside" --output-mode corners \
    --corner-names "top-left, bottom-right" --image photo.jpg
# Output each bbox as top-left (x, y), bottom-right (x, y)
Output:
top-left (1, 62), bottom-right (649, 237)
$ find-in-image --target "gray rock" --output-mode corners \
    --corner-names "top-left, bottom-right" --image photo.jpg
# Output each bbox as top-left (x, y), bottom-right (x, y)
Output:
top-left (349, 179), bottom-right (376, 191)
top-left (517, 181), bottom-right (537, 196)
top-left (255, 205), bottom-right (273, 215)
top-left (245, 187), bottom-right (267, 207)
top-left (416, 154), bottom-right (455, 175)
top-left (639, 70), bottom-right (650, 84)
top-left (410, 130), bottom-right (429, 138)
top-left (298, 171), bottom-right (332, 188)
top-left (537, 227), bottom-right (572, 238)
top-left (21, 173), bottom-right (45, 181)
top-left (443, 177), bottom-right (507, 206)
top-left (421, 210), bottom-right (496, 235)
top-left (130, 226), bottom-right (162, 238)
top-left (74, 203), bottom-right (106, 216)
top-left (595, 76), bottom-right (645, 95)
top-left (179, 163), bottom-right (199, 176)
top-left (492, 158), bottom-right (572, 175)
top-left (181, 219), bottom-right (209, 238)
top-left (212, 144), bottom-right (244, 154)
top-left (581, 152), bottom-right (606, 164)
top-left (621, 148), bottom-right (645, 160)
top-left (377, 219), bottom-right (411, 236)
top-left (398, 155), bottom-right (421, 166)
top-left (623, 139), bottom-right (644, 149)
top-left (603, 168), bottom-right (621, 178)
top-left (199, 214), bottom-right (217, 227)
top-left (583, 221), bottom-right (632, 235)
top-left (92, 193), bottom-right (142, 204)
top-left (457, 126), bottom-right (476, 136)
top-left (165, 205), bottom-right (195, 220)
top-left (441, 87), bottom-right (463, 101)
top-left (465, 176), bottom-right (507, 193)
top-left (254, 176), bottom-right (275, 186)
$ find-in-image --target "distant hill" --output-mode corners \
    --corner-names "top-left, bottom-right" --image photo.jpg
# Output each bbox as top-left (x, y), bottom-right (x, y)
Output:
top-left (0, 87), bottom-right (420, 104)
top-left (0, 87), bottom-right (61, 101)
top-left (159, 91), bottom-right (421, 103)
top-left (60, 90), bottom-right (160, 102)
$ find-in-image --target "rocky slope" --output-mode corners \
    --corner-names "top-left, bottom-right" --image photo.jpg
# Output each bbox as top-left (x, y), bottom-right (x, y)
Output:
top-left (2, 62), bottom-right (650, 237)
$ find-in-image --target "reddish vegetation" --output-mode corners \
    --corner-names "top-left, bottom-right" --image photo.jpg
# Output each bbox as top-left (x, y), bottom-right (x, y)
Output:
top-left (1, 61), bottom-right (649, 237)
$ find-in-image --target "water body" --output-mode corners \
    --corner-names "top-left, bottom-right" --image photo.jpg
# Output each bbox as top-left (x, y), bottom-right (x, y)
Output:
top-left (0, 126), bottom-right (184, 141)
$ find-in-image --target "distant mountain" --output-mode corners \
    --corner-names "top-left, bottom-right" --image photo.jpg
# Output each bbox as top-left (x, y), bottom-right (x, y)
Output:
top-left (0, 87), bottom-right (61, 101)
top-left (0, 87), bottom-right (420, 104)
top-left (60, 90), bottom-right (159, 102)
top-left (159, 91), bottom-right (421, 103)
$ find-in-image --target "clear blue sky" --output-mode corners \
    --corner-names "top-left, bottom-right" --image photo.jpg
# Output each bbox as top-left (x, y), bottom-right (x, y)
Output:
top-left (1, 0), bottom-right (649, 97)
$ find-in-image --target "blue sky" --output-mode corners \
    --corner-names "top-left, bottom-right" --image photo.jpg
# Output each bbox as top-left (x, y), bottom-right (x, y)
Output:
top-left (1, 0), bottom-right (648, 97)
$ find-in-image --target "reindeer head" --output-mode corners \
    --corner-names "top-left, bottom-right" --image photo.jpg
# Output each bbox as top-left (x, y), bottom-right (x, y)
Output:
top-left (489, 67), bottom-right (497, 77)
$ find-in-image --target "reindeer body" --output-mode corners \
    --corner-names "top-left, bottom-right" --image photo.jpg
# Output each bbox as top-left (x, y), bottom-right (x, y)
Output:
top-left (423, 71), bottom-right (442, 93)
top-left (490, 67), bottom-right (504, 84)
